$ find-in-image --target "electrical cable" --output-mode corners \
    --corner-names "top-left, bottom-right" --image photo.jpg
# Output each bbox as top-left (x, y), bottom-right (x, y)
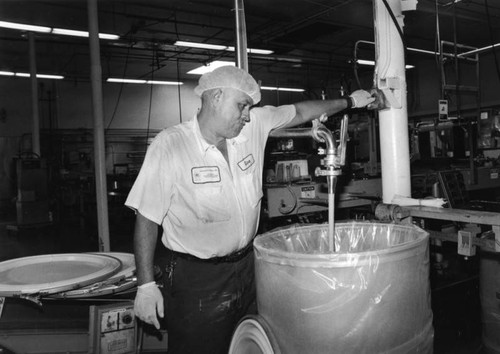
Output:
top-left (380, 0), bottom-right (406, 52)
top-left (144, 51), bottom-right (154, 152)
top-left (177, 58), bottom-right (183, 124)
top-left (106, 45), bottom-right (131, 132)
top-left (278, 185), bottom-right (298, 215)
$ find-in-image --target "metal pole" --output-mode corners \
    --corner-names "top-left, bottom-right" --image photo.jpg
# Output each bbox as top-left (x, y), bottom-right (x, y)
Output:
top-left (87, 0), bottom-right (110, 252)
top-left (28, 32), bottom-right (40, 156)
top-left (373, 0), bottom-right (412, 203)
top-left (234, 0), bottom-right (248, 71)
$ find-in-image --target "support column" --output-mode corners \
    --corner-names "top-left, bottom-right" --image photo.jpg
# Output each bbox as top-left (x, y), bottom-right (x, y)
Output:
top-left (28, 32), bottom-right (40, 156)
top-left (234, 0), bottom-right (248, 71)
top-left (373, 0), bottom-right (413, 203)
top-left (87, 0), bottom-right (110, 251)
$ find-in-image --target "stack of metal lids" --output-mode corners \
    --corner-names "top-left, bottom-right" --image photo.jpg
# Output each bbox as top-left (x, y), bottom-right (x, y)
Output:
top-left (0, 252), bottom-right (139, 300)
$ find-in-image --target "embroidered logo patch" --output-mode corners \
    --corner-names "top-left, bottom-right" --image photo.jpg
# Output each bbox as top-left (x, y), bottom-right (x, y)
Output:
top-left (237, 154), bottom-right (255, 171)
top-left (191, 166), bottom-right (221, 184)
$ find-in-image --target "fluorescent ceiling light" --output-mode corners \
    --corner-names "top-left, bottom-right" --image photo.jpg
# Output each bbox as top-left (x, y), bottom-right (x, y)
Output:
top-left (174, 41), bottom-right (273, 55)
top-left (0, 20), bottom-right (51, 33)
top-left (107, 78), bottom-right (183, 85)
top-left (357, 59), bottom-right (414, 69)
top-left (0, 71), bottom-right (15, 76)
top-left (0, 20), bottom-right (119, 40)
top-left (107, 78), bottom-right (147, 84)
top-left (52, 28), bottom-right (119, 40)
top-left (175, 41), bottom-right (227, 51)
top-left (147, 80), bottom-right (183, 85)
top-left (261, 86), bottom-right (305, 92)
top-left (12, 72), bottom-right (64, 79)
top-left (187, 61), bottom-right (235, 75)
top-left (225, 46), bottom-right (274, 55)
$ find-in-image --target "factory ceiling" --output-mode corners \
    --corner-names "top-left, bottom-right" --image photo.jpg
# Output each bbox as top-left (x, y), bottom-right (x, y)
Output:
top-left (0, 0), bottom-right (499, 93)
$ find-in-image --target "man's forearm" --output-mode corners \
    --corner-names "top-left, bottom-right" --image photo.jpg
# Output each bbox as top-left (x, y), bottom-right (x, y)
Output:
top-left (134, 212), bottom-right (159, 286)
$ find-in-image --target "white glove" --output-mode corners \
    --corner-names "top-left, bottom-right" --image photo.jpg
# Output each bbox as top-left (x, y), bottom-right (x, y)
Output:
top-left (349, 90), bottom-right (376, 108)
top-left (134, 282), bottom-right (164, 329)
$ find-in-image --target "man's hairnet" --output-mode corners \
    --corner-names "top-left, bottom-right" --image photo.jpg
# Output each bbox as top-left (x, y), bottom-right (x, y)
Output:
top-left (194, 66), bottom-right (261, 105)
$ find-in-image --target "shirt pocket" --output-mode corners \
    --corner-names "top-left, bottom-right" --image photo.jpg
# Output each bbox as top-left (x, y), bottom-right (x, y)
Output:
top-left (193, 185), bottom-right (231, 223)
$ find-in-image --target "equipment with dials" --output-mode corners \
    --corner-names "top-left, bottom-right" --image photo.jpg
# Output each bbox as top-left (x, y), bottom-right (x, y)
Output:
top-left (89, 302), bottom-right (137, 354)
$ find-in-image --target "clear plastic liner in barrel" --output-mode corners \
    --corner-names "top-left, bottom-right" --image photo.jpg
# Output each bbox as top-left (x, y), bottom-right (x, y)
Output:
top-left (253, 221), bottom-right (434, 354)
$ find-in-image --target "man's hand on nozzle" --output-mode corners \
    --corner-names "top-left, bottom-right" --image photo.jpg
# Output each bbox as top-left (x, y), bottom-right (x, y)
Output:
top-left (367, 88), bottom-right (387, 110)
top-left (349, 89), bottom-right (376, 108)
top-left (134, 282), bottom-right (164, 330)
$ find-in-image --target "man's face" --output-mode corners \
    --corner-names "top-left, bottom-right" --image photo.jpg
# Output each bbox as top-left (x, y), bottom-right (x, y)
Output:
top-left (215, 88), bottom-right (253, 139)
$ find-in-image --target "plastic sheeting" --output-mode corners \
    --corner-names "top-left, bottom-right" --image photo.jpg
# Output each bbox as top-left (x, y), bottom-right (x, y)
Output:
top-left (253, 221), bottom-right (434, 354)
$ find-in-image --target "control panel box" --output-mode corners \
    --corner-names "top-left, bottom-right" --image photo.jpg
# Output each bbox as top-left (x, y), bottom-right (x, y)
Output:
top-left (89, 302), bottom-right (137, 354)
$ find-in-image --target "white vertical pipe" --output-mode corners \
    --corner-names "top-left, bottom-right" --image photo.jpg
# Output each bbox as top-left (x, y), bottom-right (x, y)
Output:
top-left (234, 0), bottom-right (248, 71)
top-left (87, 0), bottom-right (110, 252)
top-left (373, 0), bottom-right (411, 203)
top-left (28, 32), bottom-right (40, 156)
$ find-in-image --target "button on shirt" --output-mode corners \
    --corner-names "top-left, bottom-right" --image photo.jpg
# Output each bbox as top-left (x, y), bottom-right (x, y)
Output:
top-left (125, 104), bottom-right (296, 259)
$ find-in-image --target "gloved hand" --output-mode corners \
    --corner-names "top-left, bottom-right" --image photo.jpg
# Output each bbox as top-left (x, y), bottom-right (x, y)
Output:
top-left (134, 282), bottom-right (164, 329)
top-left (349, 90), bottom-right (376, 108)
top-left (367, 88), bottom-right (387, 110)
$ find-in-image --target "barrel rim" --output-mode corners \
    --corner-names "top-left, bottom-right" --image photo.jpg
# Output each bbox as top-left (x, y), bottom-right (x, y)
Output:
top-left (253, 221), bottom-right (429, 266)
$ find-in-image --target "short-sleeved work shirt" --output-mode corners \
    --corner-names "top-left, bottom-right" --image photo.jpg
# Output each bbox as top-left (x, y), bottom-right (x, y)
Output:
top-left (125, 104), bottom-right (296, 258)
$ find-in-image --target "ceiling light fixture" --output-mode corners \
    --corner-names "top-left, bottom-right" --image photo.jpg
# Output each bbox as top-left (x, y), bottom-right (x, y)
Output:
top-left (261, 86), bottom-right (305, 92)
top-left (0, 71), bottom-right (64, 79)
top-left (52, 28), bottom-right (119, 40)
top-left (174, 41), bottom-right (273, 55)
top-left (175, 40), bottom-right (227, 51)
top-left (225, 46), bottom-right (274, 55)
top-left (0, 21), bottom-right (51, 33)
top-left (187, 61), bottom-right (235, 75)
top-left (357, 59), bottom-right (414, 69)
top-left (107, 78), bottom-right (183, 85)
top-left (0, 20), bottom-right (120, 40)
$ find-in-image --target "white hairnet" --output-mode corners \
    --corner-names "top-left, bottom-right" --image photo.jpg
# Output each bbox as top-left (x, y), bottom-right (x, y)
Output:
top-left (194, 66), bottom-right (261, 105)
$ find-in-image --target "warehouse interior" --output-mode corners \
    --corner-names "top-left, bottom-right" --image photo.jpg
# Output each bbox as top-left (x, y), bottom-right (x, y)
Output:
top-left (0, 0), bottom-right (500, 353)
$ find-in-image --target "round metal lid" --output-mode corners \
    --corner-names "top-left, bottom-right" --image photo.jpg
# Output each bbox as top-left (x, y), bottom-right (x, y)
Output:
top-left (88, 252), bottom-right (136, 282)
top-left (0, 253), bottom-right (122, 297)
top-left (51, 252), bottom-right (136, 299)
top-left (51, 276), bottom-right (137, 298)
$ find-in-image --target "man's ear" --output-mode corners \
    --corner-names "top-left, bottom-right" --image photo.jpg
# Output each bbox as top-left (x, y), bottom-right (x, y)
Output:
top-left (213, 88), bottom-right (223, 103)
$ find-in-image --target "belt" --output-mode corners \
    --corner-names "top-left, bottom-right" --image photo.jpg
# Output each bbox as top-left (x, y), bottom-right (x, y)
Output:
top-left (166, 241), bottom-right (254, 264)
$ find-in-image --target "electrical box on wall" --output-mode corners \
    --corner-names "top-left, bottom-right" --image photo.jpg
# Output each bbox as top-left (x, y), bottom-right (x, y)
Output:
top-left (89, 302), bottom-right (137, 354)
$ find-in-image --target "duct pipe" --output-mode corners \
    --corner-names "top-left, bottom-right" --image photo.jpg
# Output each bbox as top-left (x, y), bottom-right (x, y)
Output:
top-left (28, 32), bottom-right (40, 156)
top-left (234, 0), bottom-right (248, 71)
top-left (373, 0), bottom-right (412, 203)
top-left (87, 0), bottom-right (110, 252)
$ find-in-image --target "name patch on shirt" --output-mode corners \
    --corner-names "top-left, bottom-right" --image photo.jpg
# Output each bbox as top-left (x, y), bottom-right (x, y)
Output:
top-left (191, 166), bottom-right (221, 184)
top-left (237, 154), bottom-right (255, 171)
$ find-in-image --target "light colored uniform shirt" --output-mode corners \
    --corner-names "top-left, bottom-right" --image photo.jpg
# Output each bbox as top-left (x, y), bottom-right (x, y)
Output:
top-left (125, 104), bottom-right (296, 258)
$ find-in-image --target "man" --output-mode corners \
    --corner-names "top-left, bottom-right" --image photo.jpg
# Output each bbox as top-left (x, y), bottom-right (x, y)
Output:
top-left (125, 66), bottom-right (376, 353)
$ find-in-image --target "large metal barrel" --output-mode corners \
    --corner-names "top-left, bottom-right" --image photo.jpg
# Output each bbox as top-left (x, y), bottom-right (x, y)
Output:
top-left (480, 251), bottom-right (500, 354)
top-left (232, 222), bottom-right (434, 354)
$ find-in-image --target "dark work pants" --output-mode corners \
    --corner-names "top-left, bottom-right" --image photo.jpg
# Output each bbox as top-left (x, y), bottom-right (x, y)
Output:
top-left (155, 248), bottom-right (257, 354)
